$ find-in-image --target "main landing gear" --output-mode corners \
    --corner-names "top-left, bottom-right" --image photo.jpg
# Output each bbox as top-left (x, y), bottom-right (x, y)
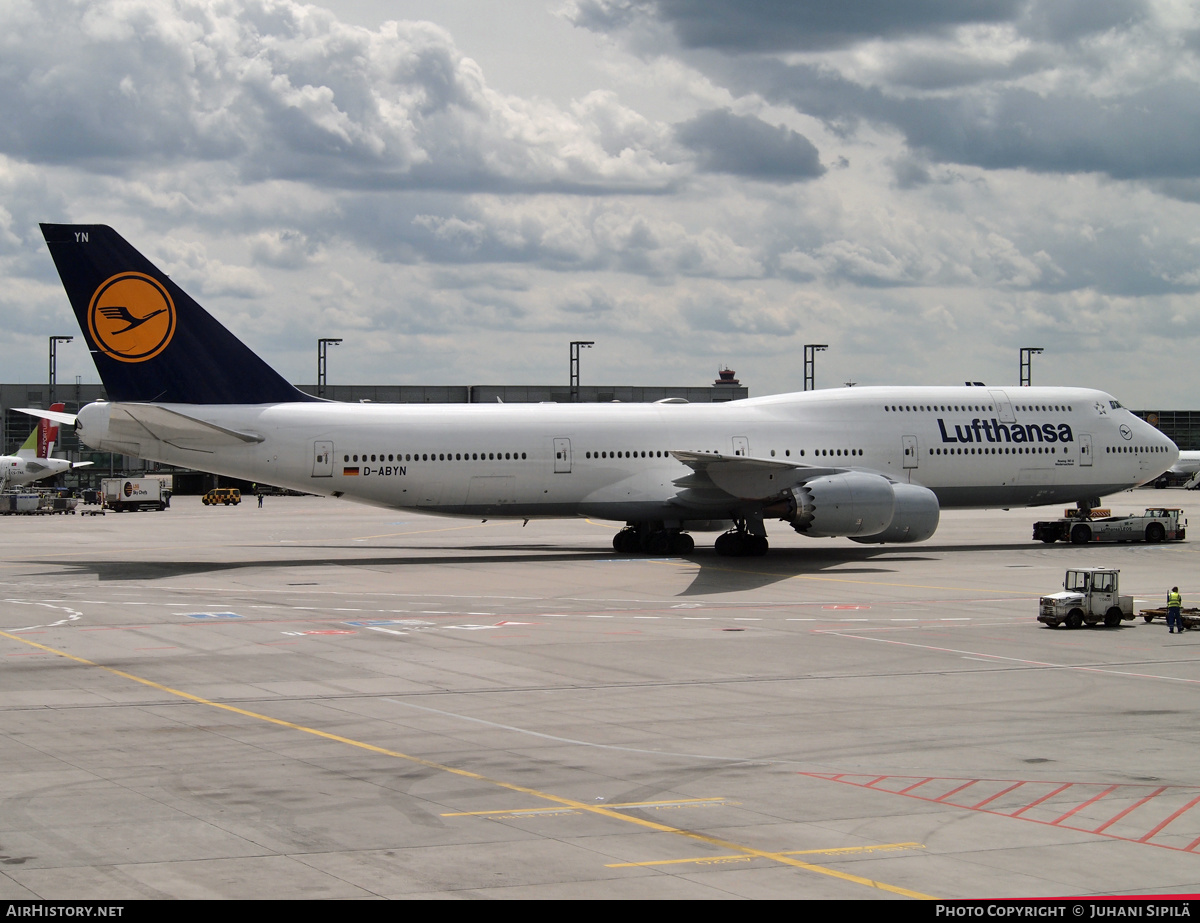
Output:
top-left (612, 518), bottom-right (770, 556)
top-left (713, 526), bottom-right (769, 557)
top-left (612, 525), bottom-right (695, 555)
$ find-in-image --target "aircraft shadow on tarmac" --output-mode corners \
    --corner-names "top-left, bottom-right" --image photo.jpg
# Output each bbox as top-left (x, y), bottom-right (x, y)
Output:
top-left (24, 540), bottom-right (1035, 595)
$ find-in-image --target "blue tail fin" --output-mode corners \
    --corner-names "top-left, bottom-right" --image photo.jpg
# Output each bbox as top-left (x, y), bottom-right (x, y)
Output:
top-left (40, 224), bottom-right (316, 404)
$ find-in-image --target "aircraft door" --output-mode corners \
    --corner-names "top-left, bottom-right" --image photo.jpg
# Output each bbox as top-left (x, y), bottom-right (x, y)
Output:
top-left (312, 441), bottom-right (334, 477)
top-left (988, 389), bottom-right (1016, 424)
top-left (1080, 434), bottom-right (1092, 467)
top-left (902, 435), bottom-right (918, 469)
top-left (553, 437), bottom-right (572, 474)
top-left (732, 436), bottom-right (749, 456)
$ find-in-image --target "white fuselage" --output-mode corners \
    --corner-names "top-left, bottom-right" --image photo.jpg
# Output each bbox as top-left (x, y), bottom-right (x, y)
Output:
top-left (0, 455), bottom-right (72, 489)
top-left (1169, 451), bottom-right (1200, 476)
top-left (73, 385), bottom-right (1176, 526)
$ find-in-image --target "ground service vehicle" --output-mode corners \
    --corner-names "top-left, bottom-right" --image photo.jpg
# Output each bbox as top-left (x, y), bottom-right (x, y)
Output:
top-left (1140, 606), bottom-right (1200, 628)
top-left (102, 477), bottom-right (168, 512)
top-left (1038, 568), bottom-right (1135, 628)
top-left (1033, 508), bottom-right (1185, 544)
top-left (203, 488), bottom-right (241, 506)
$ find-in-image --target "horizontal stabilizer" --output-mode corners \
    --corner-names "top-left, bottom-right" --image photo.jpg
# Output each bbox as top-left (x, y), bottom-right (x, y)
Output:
top-left (14, 407), bottom-right (78, 426)
top-left (107, 403), bottom-right (265, 453)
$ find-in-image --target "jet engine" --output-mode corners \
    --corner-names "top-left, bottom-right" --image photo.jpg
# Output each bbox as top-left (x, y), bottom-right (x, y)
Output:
top-left (848, 483), bottom-right (940, 544)
top-left (785, 472), bottom-right (896, 537)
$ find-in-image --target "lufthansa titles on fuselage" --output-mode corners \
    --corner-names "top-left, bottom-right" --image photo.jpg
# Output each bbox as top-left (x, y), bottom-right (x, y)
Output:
top-left (938, 417), bottom-right (1073, 445)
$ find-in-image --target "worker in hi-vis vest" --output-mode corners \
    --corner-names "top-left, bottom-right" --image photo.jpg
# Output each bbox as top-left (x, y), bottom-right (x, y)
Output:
top-left (1167, 587), bottom-right (1183, 634)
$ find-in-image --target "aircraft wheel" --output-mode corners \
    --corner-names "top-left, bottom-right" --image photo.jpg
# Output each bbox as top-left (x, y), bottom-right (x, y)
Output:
top-left (714, 531), bottom-right (739, 556)
top-left (671, 532), bottom-right (694, 555)
top-left (748, 535), bottom-right (769, 556)
top-left (613, 529), bottom-right (638, 553)
top-left (647, 532), bottom-right (671, 555)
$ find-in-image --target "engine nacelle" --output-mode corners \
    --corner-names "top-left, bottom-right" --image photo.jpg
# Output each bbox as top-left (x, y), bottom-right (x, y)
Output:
top-left (848, 483), bottom-right (940, 544)
top-left (786, 472), bottom-right (895, 537)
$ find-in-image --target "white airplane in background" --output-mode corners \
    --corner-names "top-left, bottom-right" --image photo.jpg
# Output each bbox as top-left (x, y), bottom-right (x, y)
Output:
top-left (1, 402), bottom-right (91, 489)
top-left (1164, 450), bottom-right (1200, 488)
top-left (26, 223), bottom-right (1178, 556)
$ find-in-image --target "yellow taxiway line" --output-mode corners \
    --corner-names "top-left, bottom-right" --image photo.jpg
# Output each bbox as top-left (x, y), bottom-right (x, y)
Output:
top-left (0, 628), bottom-right (936, 900)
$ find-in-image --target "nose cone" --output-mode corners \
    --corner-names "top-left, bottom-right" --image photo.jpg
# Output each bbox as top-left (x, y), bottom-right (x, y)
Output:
top-left (1136, 413), bottom-right (1178, 475)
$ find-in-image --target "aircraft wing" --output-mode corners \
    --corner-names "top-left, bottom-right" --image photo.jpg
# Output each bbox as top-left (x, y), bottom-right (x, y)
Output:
top-left (105, 403), bottom-right (265, 453)
top-left (669, 450), bottom-right (846, 501)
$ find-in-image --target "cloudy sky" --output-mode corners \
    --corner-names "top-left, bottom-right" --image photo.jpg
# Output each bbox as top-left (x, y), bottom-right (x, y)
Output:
top-left (3, 0), bottom-right (1200, 406)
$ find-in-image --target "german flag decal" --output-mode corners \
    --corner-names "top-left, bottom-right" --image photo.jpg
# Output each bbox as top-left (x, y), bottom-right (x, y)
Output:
top-left (342, 467), bottom-right (360, 476)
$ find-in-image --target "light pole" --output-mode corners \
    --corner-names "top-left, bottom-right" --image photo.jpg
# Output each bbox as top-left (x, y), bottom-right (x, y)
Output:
top-left (804, 344), bottom-right (827, 391)
top-left (1020, 347), bottom-right (1043, 387)
top-left (49, 335), bottom-right (73, 405)
top-left (570, 340), bottom-right (594, 402)
top-left (317, 338), bottom-right (342, 398)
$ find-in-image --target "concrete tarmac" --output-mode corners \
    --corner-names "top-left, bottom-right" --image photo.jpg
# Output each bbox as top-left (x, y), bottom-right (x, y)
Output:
top-left (1, 490), bottom-right (1199, 899)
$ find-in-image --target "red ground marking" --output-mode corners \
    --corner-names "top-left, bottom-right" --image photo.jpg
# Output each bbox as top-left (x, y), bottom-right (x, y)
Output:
top-left (935, 780), bottom-right (979, 802)
top-left (1094, 787), bottom-right (1166, 834)
top-left (1010, 783), bottom-right (1073, 817)
top-left (799, 772), bottom-right (1200, 853)
top-left (1050, 785), bottom-right (1117, 825)
top-left (1141, 792), bottom-right (1200, 843)
top-left (972, 781), bottom-right (1025, 810)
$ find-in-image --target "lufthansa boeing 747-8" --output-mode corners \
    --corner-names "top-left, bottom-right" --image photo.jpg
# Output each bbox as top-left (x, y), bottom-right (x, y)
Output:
top-left (27, 224), bottom-right (1177, 556)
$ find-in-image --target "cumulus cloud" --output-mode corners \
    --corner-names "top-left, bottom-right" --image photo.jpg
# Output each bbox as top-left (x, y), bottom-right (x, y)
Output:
top-left (405, 198), bottom-right (764, 278)
top-left (674, 109), bottom-right (824, 181)
top-left (155, 235), bottom-right (273, 298)
top-left (570, 0), bottom-right (1025, 53)
top-left (249, 228), bottom-right (321, 268)
top-left (576, 0), bottom-right (1200, 184)
top-left (5, 0), bottom-right (1200, 405)
top-left (0, 0), bottom-right (681, 191)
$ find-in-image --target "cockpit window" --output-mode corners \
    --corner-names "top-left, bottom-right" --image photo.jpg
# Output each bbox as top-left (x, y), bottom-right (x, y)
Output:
top-left (1109, 400), bottom-right (1123, 409)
